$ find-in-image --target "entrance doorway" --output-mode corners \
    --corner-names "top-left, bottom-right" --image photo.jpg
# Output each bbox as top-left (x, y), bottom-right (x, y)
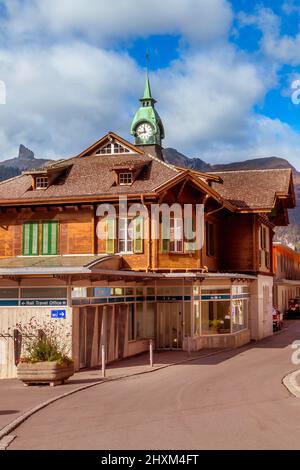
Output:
top-left (156, 303), bottom-right (183, 349)
top-left (78, 304), bottom-right (128, 369)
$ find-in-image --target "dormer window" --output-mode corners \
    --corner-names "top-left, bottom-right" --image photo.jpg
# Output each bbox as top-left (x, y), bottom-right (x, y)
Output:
top-left (96, 142), bottom-right (131, 155)
top-left (119, 172), bottom-right (133, 185)
top-left (35, 176), bottom-right (48, 190)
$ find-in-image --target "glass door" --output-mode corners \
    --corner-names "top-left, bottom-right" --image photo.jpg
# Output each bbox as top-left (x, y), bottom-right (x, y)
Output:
top-left (156, 303), bottom-right (183, 349)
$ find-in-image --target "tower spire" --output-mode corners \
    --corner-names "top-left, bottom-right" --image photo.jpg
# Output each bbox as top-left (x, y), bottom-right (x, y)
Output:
top-left (130, 49), bottom-right (165, 159)
top-left (143, 49), bottom-right (152, 100)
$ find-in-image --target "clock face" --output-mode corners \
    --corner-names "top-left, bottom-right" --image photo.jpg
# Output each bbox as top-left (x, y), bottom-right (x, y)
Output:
top-left (136, 123), bottom-right (153, 140)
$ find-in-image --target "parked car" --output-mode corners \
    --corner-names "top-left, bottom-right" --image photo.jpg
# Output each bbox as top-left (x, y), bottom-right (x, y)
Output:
top-left (273, 307), bottom-right (283, 332)
top-left (285, 297), bottom-right (300, 319)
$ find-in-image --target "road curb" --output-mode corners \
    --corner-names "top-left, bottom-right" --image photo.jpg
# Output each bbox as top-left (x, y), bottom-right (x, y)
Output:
top-left (0, 347), bottom-right (232, 446)
top-left (283, 369), bottom-right (300, 399)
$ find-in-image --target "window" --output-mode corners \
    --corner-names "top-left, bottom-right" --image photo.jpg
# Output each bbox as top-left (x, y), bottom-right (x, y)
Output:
top-left (97, 143), bottom-right (112, 154)
top-left (97, 142), bottom-right (131, 155)
top-left (118, 217), bottom-right (144, 254)
top-left (118, 217), bottom-right (134, 253)
top-left (128, 303), bottom-right (144, 341)
top-left (35, 176), bottom-right (48, 189)
top-left (114, 143), bottom-right (130, 154)
top-left (119, 172), bottom-right (133, 185)
top-left (23, 221), bottom-right (58, 256)
top-left (206, 221), bottom-right (215, 257)
top-left (168, 216), bottom-right (183, 253)
top-left (259, 224), bottom-right (270, 270)
top-left (21, 287), bottom-right (67, 299)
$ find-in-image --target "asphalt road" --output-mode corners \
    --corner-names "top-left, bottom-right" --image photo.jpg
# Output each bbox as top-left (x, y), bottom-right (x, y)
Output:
top-left (9, 321), bottom-right (300, 450)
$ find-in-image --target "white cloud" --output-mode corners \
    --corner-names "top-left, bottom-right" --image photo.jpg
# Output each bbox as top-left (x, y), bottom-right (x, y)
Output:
top-left (157, 47), bottom-right (266, 149)
top-left (239, 7), bottom-right (300, 66)
top-left (1, 0), bottom-right (233, 46)
top-left (0, 43), bottom-right (141, 158)
top-left (0, 0), bottom-right (299, 172)
top-left (198, 116), bottom-right (300, 169)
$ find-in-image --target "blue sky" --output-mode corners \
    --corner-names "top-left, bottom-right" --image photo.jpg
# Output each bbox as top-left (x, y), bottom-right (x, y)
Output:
top-left (1, 0), bottom-right (300, 168)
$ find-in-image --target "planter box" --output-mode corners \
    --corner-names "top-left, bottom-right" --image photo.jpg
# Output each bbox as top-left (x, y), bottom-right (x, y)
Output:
top-left (17, 361), bottom-right (74, 387)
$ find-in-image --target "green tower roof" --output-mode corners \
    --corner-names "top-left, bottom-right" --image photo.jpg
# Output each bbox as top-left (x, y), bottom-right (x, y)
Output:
top-left (130, 70), bottom-right (165, 143)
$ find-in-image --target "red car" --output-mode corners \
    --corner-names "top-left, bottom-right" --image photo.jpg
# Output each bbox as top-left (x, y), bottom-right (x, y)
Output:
top-left (273, 307), bottom-right (283, 332)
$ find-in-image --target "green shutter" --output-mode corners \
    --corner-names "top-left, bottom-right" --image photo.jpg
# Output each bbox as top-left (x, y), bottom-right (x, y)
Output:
top-left (133, 216), bottom-right (144, 254)
top-left (184, 217), bottom-right (195, 253)
top-left (23, 222), bottom-right (39, 256)
top-left (161, 217), bottom-right (170, 253)
top-left (42, 221), bottom-right (58, 255)
top-left (106, 216), bottom-right (116, 254)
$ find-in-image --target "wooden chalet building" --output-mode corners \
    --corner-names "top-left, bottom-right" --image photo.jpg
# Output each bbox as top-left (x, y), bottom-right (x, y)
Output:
top-left (0, 73), bottom-right (296, 378)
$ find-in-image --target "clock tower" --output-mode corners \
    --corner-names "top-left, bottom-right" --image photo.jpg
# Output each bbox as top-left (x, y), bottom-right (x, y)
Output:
top-left (130, 71), bottom-right (165, 160)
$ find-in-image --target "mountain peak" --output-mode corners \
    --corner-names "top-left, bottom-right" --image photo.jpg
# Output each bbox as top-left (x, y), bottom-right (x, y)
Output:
top-left (18, 144), bottom-right (34, 160)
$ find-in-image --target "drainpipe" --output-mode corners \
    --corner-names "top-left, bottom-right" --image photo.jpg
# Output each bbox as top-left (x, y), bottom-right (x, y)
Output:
top-left (206, 200), bottom-right (225, 216)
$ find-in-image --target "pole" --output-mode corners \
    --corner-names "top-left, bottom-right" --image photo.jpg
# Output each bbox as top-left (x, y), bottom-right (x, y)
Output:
top-left (101, 344), bottom-right (106, 378)
top-left (187, 336), bottom-right (191, 356)
top-left (149, 339), bottom-right (154, 367)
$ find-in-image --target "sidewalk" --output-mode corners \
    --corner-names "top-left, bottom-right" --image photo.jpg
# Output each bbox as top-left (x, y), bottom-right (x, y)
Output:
top-left (0, 349), bottom-right (222, 433)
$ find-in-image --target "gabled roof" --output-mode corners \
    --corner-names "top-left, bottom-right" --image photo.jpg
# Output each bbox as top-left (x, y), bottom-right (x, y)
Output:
top-left (211, 168), bottom-right (295, 211)
top-left (77, 131), bottom-right (144, 157)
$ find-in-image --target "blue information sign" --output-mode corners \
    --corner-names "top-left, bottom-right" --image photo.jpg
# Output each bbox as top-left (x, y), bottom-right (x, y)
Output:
top-left (51, 309), bottom-right (67, 319)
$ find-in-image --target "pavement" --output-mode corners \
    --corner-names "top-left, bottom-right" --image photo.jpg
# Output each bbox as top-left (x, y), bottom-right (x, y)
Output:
top-left (5, 320), bottom-right (300, 450)
top-left (0, 348), bottom-right (222, 436)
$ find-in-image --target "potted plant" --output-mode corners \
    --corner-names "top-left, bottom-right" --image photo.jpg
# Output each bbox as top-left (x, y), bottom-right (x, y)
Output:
top-left (14, 317), bottom-right (74, 386)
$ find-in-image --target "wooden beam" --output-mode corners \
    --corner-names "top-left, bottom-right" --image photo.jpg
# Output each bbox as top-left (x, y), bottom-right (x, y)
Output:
top-left (177, 178), bottom-right (188, 200)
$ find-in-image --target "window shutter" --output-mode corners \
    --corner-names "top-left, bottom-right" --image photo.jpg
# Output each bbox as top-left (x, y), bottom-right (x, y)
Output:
top-left (106, 216), bottom-right (116, 254)
top-left (161, 217), bottom-right (170, 253)
top-left (133, 216), bottom-right (144, 254)
top-left (184, 217), bottom-right (195, 253)
top-left (22, 222), bottom-right (39, 256)
top-left (42, 221), bottom-right (58, 255)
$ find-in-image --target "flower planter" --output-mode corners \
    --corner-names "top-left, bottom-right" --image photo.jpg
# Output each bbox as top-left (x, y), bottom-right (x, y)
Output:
top-left (17, 361), bottom-right (74, 387)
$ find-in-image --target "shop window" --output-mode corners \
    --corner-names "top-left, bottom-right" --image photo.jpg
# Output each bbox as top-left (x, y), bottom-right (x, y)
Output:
top-left (194, 301), bottom-right (201, 335)
top-left (0, 288), bottom-right (19, 299)
top-left (20, 287), bottom-right (67, 299)
top-left (128, 303), bottom-right (144, 341)
top-left (232, 299), bottom-right (248, 332)
top-left (202, 300), bottom-right (231, 335)
top-left (72, 287), bottom-right (88, 298)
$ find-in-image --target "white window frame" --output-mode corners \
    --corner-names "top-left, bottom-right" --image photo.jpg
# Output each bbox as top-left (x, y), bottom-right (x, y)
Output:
top-left (119, 172), bottom-right (133, 185)
top-left (35, 176), bottom-right (48, 190)
top-left (118, 217), bottom-right (134, 253)
top-left (96, 142), bottom-right (133, 155)
top-left (169, 216), bottom-right (183, 253)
